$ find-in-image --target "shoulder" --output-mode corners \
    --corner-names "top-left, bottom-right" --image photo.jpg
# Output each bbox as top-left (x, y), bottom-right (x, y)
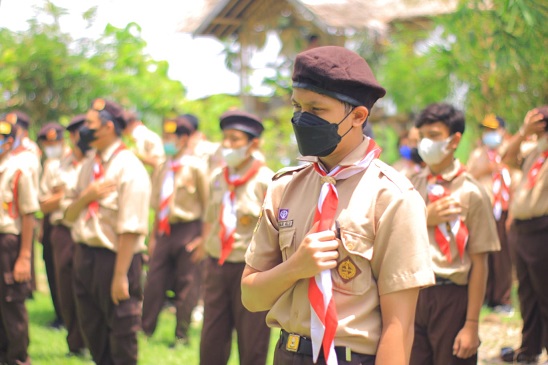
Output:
top-left (461, 172), bottom-right (490, 201)
top-left (371, 160), bottom-right (415, 194)
top-left (272, 164), bottom-right (310, 182)
top-left (43, 158), bottom-right (61, 173)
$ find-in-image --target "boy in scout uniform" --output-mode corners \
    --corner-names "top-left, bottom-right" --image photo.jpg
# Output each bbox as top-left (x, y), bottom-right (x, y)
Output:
top-left (122, 111), bottom-right (165, 171)
top-left (37, 122), bottom-right (66, 329)
top-left (64, 99), bottom-right (151, 365)
top-left (242, 46), bottom-right (435, 365)
top-left (6, 111), bottom-right (41, 160)
top-left (409, 103), bottom-right (500, 365)
top-left (200, 110), bottom-right (274, 365)
top-left (141, 116), bottom-right (209, 346)
top-left (500, 106), bottom-right (548, 364)
top-left (467, 114), bottom-right (514, 314)
top-left (38, 116), bottom-right (87, 356)
top-left (0, 115), bottom-right (39, 365)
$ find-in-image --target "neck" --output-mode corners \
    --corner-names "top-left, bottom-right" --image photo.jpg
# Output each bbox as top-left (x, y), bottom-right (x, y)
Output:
top-left (232, 156), bottom-right (253, 173)
top-left (429, 154), bottom-right (454, 175)
top-left (96, 136), bottom-right (119, 154)
top-left (319, 133), bottom-right (364, 172)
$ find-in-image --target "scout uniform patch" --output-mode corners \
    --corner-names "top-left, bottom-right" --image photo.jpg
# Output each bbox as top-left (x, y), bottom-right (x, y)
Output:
top-left (286, 333), bottom-right (300, 352)
top-left (239, 215), bottom-right (253, 226)
top-left (337, 256), bottom-right (361, 283)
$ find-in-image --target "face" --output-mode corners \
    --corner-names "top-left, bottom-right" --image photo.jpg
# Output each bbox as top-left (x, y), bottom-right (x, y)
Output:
top-left (68, 130), bottom-right (79, 147)
top-left (163, 133), bottom-right (188, 151)
top-left (407, 127), bottom-right (420, 147)
top-left (222, 129), bottom-right (252, 150)
top-left (84, 109), bottom-right (114, 148)
top-left (418, 121), bottom-right (451, 142)
top-left (0, 135), bottom-right (13, 157)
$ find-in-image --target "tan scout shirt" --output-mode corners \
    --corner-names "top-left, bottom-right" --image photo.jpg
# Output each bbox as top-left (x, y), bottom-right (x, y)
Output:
top-left (411, 159), bottom-right (500, 285)
top-left (0, 150), bottom-right (40, 234)
top-left (130, 124), bottom-right (165, 166)
top-left (246, 138), bottom-right (435, 356)
top-left (150, 155), bottom-right (209, 223)
top-left (39, 153), bottom-right (83, 226)
top-left (70, 141), bottom-right (151, 252)
top-left (205, 158), bottom-right (274, 263)
top-left (511, 145), bottom-right (548, 220)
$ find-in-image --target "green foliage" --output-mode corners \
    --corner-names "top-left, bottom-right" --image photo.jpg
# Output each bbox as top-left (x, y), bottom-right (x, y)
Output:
top-left (0, 2), bottom-right (186, 136)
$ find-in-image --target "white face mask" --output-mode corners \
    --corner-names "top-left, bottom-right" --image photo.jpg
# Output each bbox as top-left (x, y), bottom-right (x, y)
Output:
top-left (44, 144), bottom-right (64, 159)
top-left (537, 134), bottom-right (548, 152)
top-left (482, 131), bottom-right (502, 149)
top-left (222, 144), bottom-right (249, 168)
top-left (418, 136), bottom-right (452, 165)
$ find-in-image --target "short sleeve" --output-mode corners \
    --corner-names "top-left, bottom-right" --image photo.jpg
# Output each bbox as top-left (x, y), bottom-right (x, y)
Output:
top-left (17, 169), bottom-right (40, 215)
top-left (371, 188), bottom-right (435, 296)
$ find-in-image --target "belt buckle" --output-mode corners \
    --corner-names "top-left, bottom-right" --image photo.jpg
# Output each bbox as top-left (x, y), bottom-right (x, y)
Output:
top-left (285, 333), bottom-right (300, 352)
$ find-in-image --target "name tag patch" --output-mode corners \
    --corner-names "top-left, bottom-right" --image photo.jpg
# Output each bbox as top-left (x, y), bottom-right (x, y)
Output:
top-left (279, 220), bottom-right (293, 228)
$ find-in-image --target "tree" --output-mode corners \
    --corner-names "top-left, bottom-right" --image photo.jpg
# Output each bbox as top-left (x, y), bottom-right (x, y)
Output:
top-left (0, 1), bottom-right (186, 135)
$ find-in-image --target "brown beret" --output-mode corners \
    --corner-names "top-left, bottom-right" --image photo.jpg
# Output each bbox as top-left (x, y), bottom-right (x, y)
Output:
top-left (37, 122), bottom-right (64, 141)
top-left (0, 114), bottom-right (16, 137)
top-left (67, 114), bottom-right (87, 132)
top-left (181, 114), bottom-right (199, 131)
top-left (220, 110), bottom-right (264, 138)
top-left (90, 98), bottom-right (126, 129)
top-left (6, 110), bottom-right (31, 129)
top-left (292, 46), bottom-right (386, 110)
top-left (163, 116), bottom-right (195, 136)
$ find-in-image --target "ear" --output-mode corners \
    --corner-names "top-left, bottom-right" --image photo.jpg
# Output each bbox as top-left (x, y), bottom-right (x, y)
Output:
top-left (249, 137), bottom-right (260, 151)
top-left (351, 106), bottom-right (369, 127)
top-left (449, 132), bottom-right (462, 150)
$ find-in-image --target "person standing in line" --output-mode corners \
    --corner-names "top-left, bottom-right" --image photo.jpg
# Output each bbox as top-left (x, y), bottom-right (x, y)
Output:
top-left (38, 116), bottom-right (88, 357)
top-left (141, 116), bottom-right (209, 347)
top-left (0, 115), bottom-right (39, 365)
top-left (122, 110), bottom-right (165, 172)
top-left (467, 114), bottom-right (514, 315)
top-left (64, 99), bottom-right (150, 365)
top-left (242, 46), bottom-right (435, 365)
top-left (36, 122), bottom-right (66, 329)
top-left (500, 106), bottom-right (548, 364)
top-left (408, 103), bottom-right (501, 365)
top-left (199, 110), bottom-right (274, 365)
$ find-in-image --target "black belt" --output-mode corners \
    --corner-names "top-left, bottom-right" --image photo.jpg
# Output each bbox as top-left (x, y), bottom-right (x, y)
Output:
top-left (279, 330), bottom-right (375, 362)
top-left (435, 276), bottom-right (456, 286)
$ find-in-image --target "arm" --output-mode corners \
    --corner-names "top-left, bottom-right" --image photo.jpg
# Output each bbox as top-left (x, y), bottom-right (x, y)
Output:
top-left (39, 186), bottom-right (64, 214)
top-left (13, 213), bottom-right (35, 282)
top-left (111, 232), bottom-right (140, 304)
top-left (241, 222), bottom-right (339, 312)
top-left (502, 109), bottom-right (546, 167)
top-left (452, 252), bottom-right (487, 359)
top-left (64, 180), bottom-right (116, 223)
top-left (375, 288), bottom-right (420, 365)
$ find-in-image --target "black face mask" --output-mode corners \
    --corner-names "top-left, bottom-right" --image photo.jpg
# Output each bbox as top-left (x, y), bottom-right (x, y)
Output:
top-left (410, 147), bottom-right (424, 165)
top-left (78, 126), bottom-right (98, 153)
top-left (291, 110), bottom-right (354, 157)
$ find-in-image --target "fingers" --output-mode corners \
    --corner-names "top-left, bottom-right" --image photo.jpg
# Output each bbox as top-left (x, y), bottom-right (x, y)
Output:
top-left (452, 337), bottom-right (460, 357)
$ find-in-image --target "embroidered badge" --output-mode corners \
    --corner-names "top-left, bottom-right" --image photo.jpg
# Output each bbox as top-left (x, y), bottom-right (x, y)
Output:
top-left (278, 208), bottom-right (289, 220)
top-left (93, 98), bottom-right (106, 111)
top-left (279, 220), bottom-right (293, 228)
top-left (337, 256), bottom-right (361, 283)
top-left (239, 215), bottom-right (253, 226)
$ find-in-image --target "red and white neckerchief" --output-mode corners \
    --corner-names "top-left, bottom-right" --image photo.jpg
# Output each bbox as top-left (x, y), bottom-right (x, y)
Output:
top-left (157, 158), bottom-right (183, 236)
top-left (427, 166), bottom-right (468, 263)
top-left (5, 147), bottom-right (26, 218)
top-left (86, 143), bottom-right (126, 220)
top-left (309, 138), bottom-right (381, 365)
top-left (487, 149), bottom-right (511, 221)
top-left (218, 159), bottom-right (263, 265)
top-left (526, 150), bottom-right (548, 189)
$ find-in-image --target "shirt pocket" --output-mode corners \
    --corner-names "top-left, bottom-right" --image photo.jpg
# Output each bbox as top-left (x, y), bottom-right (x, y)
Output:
top-left (279, 228), bottom-right (296, 261)
top-left (331, 228), bottom-right (373, 296)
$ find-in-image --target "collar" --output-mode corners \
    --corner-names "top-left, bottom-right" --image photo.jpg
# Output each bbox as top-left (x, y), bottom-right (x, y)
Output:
top-left (424, 159), bottom-right (463, 182)
top-left (97, 139), bottom-right (122, 163)
top-left (298, 135), bottom-right (371, 168)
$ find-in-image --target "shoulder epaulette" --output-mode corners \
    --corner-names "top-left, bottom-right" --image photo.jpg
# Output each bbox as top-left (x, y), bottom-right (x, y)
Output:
top-left (272, 164), bottom-right (309, 181)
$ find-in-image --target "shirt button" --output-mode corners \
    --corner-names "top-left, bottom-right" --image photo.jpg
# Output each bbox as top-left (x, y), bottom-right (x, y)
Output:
top-left (346, 242), bottom-right (354, 250)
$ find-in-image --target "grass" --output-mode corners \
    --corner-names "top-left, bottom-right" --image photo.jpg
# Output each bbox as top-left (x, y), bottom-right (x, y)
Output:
top-left (28, 244), bottom-right (278, 365)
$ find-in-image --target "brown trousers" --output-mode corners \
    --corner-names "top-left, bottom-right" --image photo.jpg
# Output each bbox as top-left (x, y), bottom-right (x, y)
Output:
top-left (410, 284), bottom-right (478, 365)
top-left (142, 220), bottom-right (201, 338)
top-left (73, 244), bottom-right (142, 365)
top-left (485, 210), bottom-right (513, 307)
top-left (0, 234), bottom-right (31, 365)
top-left (40, 216), bottom-right (62, 322)
top-left (200, 257), bottom-right (270, 365)
top-left (50, 225), bottom-right (85, 352)
top-left (513, 216), bottom-right (548, 357)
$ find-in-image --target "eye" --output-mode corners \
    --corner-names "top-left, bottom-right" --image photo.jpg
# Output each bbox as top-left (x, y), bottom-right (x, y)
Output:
top-left (292, 103), bottom-right (301, 112)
